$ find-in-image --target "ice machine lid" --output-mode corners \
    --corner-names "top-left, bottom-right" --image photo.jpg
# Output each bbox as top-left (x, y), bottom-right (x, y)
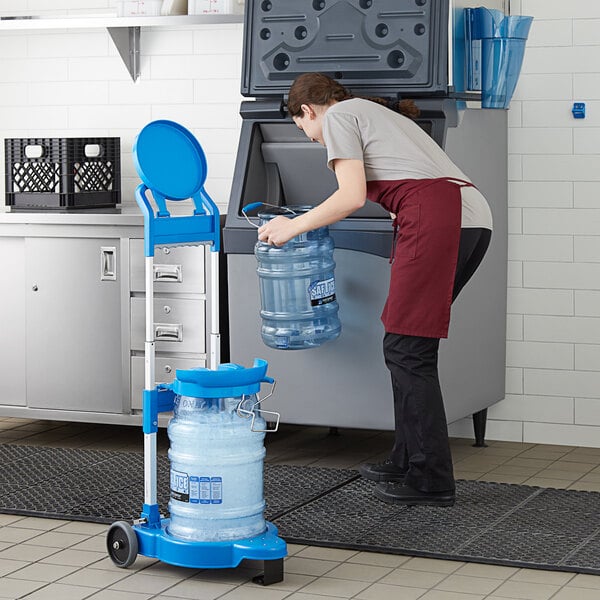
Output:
top-left (241, 0), bottom-right (449, 97)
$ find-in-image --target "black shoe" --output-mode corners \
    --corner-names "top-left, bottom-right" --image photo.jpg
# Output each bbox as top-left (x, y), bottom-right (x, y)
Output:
top-left (374, 482), bottom-right (455, 507)
top-left (358, 459), bottom-right (407, 482)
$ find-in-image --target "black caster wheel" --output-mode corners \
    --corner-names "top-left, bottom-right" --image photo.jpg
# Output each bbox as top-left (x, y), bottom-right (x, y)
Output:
top-left (107, 521), bottom-right (138, 568)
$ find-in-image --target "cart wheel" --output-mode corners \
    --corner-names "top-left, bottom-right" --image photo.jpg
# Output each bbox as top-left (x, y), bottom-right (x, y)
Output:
top-left (107, 521), bottom-right (138, 568)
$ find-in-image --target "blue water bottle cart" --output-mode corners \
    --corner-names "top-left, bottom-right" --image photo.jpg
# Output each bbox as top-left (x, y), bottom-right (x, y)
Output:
top-left (106, 120), bottom-right (286, 584)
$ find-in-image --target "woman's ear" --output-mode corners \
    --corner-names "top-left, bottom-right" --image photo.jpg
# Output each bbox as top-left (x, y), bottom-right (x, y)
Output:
top-left (300, 103), bottom-right (314, 119)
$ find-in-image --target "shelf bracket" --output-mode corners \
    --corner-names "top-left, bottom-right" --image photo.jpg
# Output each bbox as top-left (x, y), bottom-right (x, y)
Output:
top-left (108, 26), bottom-right (141, 82)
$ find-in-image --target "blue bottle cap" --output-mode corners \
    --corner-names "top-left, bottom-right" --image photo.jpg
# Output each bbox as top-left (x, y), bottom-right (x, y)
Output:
top-left (172, 359), bottom-right (273, 398)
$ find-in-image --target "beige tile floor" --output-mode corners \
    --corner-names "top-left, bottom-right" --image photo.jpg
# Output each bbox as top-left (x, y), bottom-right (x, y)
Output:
top-left (1, 416), bottom-right (600, 599)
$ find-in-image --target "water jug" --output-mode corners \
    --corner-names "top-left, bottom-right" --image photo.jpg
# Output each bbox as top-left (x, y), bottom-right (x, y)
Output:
top-left (255, 206), bottom-right (341, 350)
top-left (166, 360), bottom-right (277, 542)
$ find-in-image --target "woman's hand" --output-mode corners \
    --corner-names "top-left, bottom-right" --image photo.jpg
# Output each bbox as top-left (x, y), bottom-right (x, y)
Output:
top-left (257, 215), bottom-right (299, 246)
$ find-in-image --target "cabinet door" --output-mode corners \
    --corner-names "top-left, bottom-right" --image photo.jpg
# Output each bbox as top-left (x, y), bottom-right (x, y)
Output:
top-left (0, 237), bottom-right (26, 406)
top-left (26, 238), bottom-right (124, 413)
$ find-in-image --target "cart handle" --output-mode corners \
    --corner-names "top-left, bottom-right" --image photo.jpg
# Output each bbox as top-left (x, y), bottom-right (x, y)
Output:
top-left (135, 183), bottom-right (220, 257)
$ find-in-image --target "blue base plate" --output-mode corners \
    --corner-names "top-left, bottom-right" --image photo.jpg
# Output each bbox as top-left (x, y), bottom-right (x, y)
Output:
top-left (134, 520), bottom-right (287, 569)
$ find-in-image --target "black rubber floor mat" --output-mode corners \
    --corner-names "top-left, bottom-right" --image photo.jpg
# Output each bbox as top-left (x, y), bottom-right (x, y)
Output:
top-left (2, 443), bottom-right (600, 575)
top-left (276, 478), bottom-right (600, 574)
top-left (0, 444), bottom-right (357, 525)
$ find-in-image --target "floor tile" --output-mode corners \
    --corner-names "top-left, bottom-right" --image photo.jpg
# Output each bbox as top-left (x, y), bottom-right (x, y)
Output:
top-left (79, 590), bottom-right (153, 599)
top-left (0, 577), bottom-right (47, 599)
top-left (0, 527), bottom-right (47, 545)
top-left (0, 558), bottom-right (30, 578)
top-left (280, 593), bottom-right (347, 600)
top-left (324, 562), bottom-right (394, 582)
top-left (567, 573), bottom-right (600, 590)
top-left (402, 557), bottom-right (464, 574)
top-left (379, 568), bottom-right (447, 588)
top-left (14, 582), bottom-right (96, 600)
top-left (490, 579), bottom-right (561, 599)
top-left (108, 572), bottom-right (183, 594)
top-left (297, 576), bottom-right (371, 598)
top-left (57, 567), bottom-right (132, 589)
top-left (452, 563), bottom-right (519, 580)
top-left (40, 548), bottom-right (106, 567)
top-left (283, 556), bottom-right (339, 577)
top-left (28, 531), bottom-right (90, 548)
top-left (542, 589), bottom-right (599, 600)
top-left (0, 544), bottom-right (60, 563)
top-left (8, 562), bottom-right (79, 583)
top-left (10, 517), bottom-right (69, 531)
top-left (159, 578), bottom-right (236, 599)
top-left (354, 582), bottom-right (428, 600)
top-left (418, 591), bottom-right (485, 599)
top-left (509, 568), bottom-right (575, 586)
top-left (346, 551), bottom-right (411, 568)
top-left (295, 546), bottom-right (358, 562)
top-left (434, 573), bottom-right (502, 595)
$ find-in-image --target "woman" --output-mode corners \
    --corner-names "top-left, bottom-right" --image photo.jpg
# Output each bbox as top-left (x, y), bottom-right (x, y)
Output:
top-left (257, 72), bottom-right (492, 507)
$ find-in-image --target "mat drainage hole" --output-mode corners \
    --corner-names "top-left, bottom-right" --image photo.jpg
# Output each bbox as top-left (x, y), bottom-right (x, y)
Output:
top-left (359, 0), bottom-right (372, 8)
top-left (312, 0), bottom-right (325, 10)
top-left (261, 0), bottom-right (272, 11)
top-left (260, 28), bottom-right (271, 40)
top-left (414, 23), bottom-right (426, 35)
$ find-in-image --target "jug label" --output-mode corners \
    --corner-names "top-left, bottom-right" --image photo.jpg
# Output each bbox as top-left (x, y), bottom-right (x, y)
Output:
top-left (170, 470), bottom-right (223, 504)
top-left (170, 469), bottom-right (189, 502)
top-left (211, 477), bottom-right (223, 504)
top-left (308, 277), bottom-right (336, 306)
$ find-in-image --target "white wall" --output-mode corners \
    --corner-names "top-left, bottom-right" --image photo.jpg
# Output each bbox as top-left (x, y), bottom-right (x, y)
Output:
top-left (1, 1), bottom-right (600, 447)
top-left (449, 0), bottom-right (600, 447)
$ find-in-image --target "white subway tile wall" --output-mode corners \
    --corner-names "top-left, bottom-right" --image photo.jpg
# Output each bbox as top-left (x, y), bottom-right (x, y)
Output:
top-left (452, 0), bottom-right (600, 448)
top-left (0, 1), bottom-right (599, 447)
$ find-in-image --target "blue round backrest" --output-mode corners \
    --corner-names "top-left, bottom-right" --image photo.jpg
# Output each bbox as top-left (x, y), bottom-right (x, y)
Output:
top-left (132, 120), bottom-right (208, 201)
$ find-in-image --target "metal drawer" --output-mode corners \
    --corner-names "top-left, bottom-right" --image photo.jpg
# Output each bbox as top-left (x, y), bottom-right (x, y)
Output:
top-left (130, 355), bottom-right (206, 409)
top-left (130, 297), bottom-right (206, 353)
top-left (130, 239), bottom-right (205, 294)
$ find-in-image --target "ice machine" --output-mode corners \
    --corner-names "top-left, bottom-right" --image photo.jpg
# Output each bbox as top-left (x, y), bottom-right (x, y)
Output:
top-left (223, 0), bottom-right (508, 443)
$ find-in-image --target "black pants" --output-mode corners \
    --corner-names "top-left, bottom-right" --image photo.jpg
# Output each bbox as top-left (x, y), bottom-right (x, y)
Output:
top-left (384, 227), bottom-right (492, 492)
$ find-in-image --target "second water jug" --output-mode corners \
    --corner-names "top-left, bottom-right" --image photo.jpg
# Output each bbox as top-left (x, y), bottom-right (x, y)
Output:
top-left (167, 360), bottom-right (275, 542)
top-left (255, 206), bottom-right (341, 350)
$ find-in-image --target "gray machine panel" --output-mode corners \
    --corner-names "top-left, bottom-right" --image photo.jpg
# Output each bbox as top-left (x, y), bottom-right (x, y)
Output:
top-left (242, 0), bottom-right (450, 96)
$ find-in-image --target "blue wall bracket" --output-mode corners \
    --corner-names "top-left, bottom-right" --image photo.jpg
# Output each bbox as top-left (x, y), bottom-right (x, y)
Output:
top-left (572, 103), bottom-right (586, 119)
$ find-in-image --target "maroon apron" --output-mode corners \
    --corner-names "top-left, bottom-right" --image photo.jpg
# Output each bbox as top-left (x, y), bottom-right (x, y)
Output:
top-left (367, 178), bottom-right (474, 339)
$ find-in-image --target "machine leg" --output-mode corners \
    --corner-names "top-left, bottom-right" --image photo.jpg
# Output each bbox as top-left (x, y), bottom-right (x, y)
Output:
top-left (472, 408), bottom-right (488, 448)
top-left (253, 558), bottom-right (284, 586)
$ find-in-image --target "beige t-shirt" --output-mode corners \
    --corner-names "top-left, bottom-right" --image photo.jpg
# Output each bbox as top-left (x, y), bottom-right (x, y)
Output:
top-left (322, 98), bottom-right (492, 230)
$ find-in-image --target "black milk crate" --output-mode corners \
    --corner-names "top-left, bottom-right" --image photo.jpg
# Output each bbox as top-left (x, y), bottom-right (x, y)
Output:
top-left (4, 137), bottom-right (121, 210)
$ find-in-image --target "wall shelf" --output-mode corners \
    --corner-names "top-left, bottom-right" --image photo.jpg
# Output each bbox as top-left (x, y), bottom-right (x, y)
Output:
top-left (0, 14), bottom-right (245, 81)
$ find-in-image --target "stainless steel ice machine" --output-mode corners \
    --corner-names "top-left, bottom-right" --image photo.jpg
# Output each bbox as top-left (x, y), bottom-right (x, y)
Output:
top-left (223, 0), bottom-right (508, 443)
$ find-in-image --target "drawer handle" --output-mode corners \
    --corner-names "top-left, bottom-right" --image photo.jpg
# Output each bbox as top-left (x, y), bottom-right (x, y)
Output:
top-left (155, 323), bottom-right (183, 342)
top-left (154, 264), bottom-right (182, 283)
top-left (101, 246), bottom-right (117, 281)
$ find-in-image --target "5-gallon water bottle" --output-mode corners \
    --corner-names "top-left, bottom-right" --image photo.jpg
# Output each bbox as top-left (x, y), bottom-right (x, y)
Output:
top-left (167, 360), bottom-right (276, 542)
top-left (255, 206), bottom-right (341, 350)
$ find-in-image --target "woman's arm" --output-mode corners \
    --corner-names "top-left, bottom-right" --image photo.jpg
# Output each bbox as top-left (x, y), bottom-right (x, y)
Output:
top-left (257, 158), bottom-right (367, 246)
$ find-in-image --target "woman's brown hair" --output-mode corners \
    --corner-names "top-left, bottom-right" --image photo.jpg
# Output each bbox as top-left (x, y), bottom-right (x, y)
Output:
top-left (287, 72), bottom-right (420, 120)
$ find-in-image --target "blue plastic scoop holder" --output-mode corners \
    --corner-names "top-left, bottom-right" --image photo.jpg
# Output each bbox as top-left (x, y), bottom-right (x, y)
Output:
top-left (466, 7), bottom-right (533, 109)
